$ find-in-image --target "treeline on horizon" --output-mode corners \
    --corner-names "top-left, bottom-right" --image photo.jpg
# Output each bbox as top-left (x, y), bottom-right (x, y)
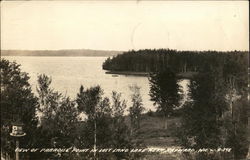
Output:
top-left (1, 49), bottom-right (122, 57)
top-left (102, 49), bottom-right (248, 74)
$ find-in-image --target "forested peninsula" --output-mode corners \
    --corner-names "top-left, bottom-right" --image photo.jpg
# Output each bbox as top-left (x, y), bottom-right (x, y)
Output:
top-left (102, 49), bottom-right (248, 76)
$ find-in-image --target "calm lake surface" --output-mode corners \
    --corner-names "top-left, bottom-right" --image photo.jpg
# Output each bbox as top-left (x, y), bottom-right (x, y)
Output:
top-left (3, 56), bottom-right (189, 112)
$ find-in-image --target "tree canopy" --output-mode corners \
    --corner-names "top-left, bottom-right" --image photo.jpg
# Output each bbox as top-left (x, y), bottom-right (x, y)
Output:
top-left (1, 59), bottom-right (38, 159)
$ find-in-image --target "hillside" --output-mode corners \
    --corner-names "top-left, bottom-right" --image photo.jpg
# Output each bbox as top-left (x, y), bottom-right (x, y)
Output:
top-left (1, 49), bottom-right (123, 57)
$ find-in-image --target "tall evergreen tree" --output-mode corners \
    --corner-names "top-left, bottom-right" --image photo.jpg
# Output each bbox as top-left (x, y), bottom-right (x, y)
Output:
top-left (149, 68), bottom-right (181, 129)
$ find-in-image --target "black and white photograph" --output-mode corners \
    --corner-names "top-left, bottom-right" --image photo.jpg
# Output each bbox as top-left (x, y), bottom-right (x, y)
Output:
top-left (1, 1), bottom-right (249, 160)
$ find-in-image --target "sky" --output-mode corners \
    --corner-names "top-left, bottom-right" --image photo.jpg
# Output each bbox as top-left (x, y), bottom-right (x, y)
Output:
top-left (1, 1), bottom-right (249, 51)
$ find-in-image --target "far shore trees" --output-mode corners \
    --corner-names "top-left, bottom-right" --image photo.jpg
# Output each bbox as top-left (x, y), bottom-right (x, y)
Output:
top-left (149, 68), bottom-right (182, 129)
top-left (102, 49), bottom-right (248, 74)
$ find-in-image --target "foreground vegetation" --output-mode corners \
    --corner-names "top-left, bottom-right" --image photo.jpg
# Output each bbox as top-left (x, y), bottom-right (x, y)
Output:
top-left (1, 47), bottom-right (249, 160)
top-left (1, 58), bottom-right (146, 160)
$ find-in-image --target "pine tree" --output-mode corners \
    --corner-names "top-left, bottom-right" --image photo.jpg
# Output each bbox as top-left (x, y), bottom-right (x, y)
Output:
top-left (149, 68), bottom-right (181, 129)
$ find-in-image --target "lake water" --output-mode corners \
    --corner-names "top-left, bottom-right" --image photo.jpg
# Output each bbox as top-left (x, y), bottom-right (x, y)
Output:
top-left (3, 56), bottom-right (189, 112)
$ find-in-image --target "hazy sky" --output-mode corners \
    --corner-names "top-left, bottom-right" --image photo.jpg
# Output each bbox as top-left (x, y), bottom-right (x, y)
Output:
top-left (1, 1), bottom-right (249, 51)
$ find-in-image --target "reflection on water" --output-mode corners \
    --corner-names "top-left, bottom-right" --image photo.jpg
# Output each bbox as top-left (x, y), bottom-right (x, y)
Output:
top-left (3, 56), bottom-right (189, 112)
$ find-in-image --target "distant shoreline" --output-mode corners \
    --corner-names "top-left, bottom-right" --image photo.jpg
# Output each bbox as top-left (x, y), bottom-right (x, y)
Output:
top-left (2, 55), bottom-right (111, 57)
top-left (1, 49), bottom-right (122, 57)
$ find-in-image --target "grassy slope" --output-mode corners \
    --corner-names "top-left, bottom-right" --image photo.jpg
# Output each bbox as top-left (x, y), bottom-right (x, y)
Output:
top-left (137, 115), bottom-right (180, 147)
top-left (125, 113), bottom-right (181, 147)
top-left (125, 113), bottom-right (183, 159)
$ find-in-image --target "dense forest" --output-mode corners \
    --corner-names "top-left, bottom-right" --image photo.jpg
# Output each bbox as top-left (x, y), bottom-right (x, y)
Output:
top-left (102, 49), bottom-right (248, 74)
